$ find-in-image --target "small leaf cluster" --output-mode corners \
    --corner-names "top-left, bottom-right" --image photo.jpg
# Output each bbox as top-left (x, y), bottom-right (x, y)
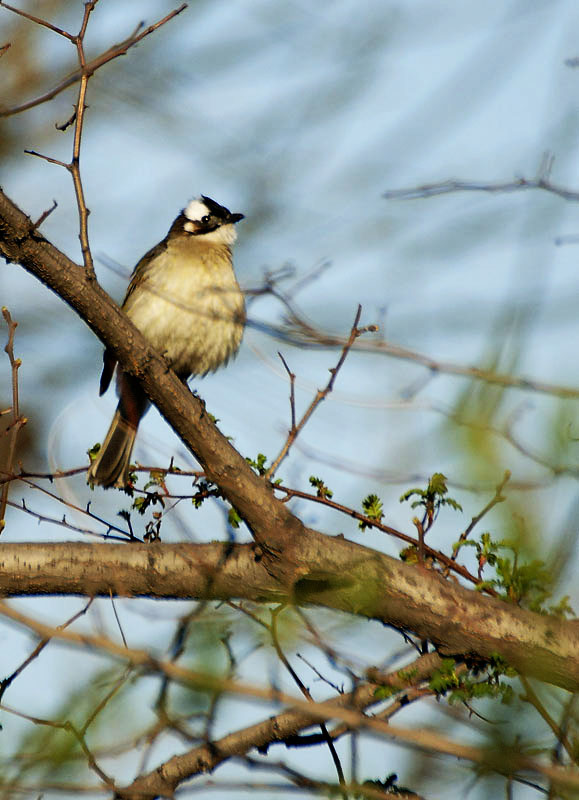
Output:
top-left (228, 507), bottom-right (242, 529)
top-left (87, 442), bottom-right (101, 463)
top-left (429, 656), bottom-right (515, 706)
top-left (189, 478), bottom-right (242, 530)
top-left (400, 473), bottom-right (462, 521)
top-left (358, 493), bottom-right (383, 531)
top-left (309, 475), bottom-right (333, 499)
top-left (456, 534), bottom-right (574, 615)
top-left (192, 479), bottom-right (219, 509)
top-left (246, 452), bottom-right (268, 476)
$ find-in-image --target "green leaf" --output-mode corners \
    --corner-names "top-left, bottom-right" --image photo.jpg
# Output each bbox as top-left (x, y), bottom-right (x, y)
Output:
top-left (309, 475), bottom-right (333, 499)
top-left (228, 507), bottom-right (242, 529)
top-left (359, 493), bottom-right (383, 530)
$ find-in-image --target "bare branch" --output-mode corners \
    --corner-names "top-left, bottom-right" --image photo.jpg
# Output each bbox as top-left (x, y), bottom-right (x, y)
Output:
top-left (0, 1), bottom-right (76, 40)
top-left (0, 4), bottom-right (188, 118)
top-left (519, 676), bottom-right (577, 765)
top-left (32, 199), bottom-right (58, 229)
top-left (270, 607), bottom-right (346, 791)
top-left (0, 308), bottom-right (26, 534)
top-left (266, 306), bottom-right (376, 479)
top-left (279, 309), bottom-right (579, 400)
top-left (0, 540), bottom-right (578, 693)
top-left (451, 470), bottom-right (511, 562)
top-left (383, 154), bottom-right (579, 202)
top-left (2, 598), bottom-right (577, 797)
top-left (0, 599), bottom-right (92, 702)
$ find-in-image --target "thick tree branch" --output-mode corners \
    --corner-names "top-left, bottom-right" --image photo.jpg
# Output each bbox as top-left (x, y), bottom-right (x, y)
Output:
top-left (0, 188), bottom-right (306, 576)
top-left (1, 189), bottom-right (579, 692)
top-left (0, 542), bottom-right (578, 693)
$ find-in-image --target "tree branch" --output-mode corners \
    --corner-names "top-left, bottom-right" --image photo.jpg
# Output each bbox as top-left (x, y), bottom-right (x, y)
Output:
top-left (0, 188), bottom-right (306, 573)
top-left (0, 4), bottom-right (188, 117)
top-left (0, 541), bottom-right (578, 693)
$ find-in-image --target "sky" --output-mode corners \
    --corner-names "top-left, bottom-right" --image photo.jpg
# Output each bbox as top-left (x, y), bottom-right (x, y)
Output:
top-left (2, 1), bottom-right (579, 797)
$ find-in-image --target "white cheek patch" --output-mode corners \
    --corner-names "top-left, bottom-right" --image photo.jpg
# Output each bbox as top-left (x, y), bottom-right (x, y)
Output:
top-left (184, 198), bottom-right (209, 222)
top-left (184, 221), bottom-right (196, 233)
top-left (202, 225), bottom-right (237, 245)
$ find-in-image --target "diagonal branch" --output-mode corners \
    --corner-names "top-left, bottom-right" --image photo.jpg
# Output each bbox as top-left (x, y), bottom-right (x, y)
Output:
top-left (266, 306), bottom-right (375, 480)
top-left (2, 190), bottom-right (579, 694)
top-left (0, 187), bottom-right (306, 571)
top-left (2, 599), bottom-right (579, 798)
top-left (0, 4), bottom-right (188, 118)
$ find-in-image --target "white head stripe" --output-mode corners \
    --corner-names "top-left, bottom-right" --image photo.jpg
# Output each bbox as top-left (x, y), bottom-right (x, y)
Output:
top-left (184, 197), bottom-right (210, 222)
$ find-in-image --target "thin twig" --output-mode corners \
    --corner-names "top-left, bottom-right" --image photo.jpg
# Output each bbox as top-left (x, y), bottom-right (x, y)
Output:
top-left (0, 308), bottom-right (26, 535)
top-left (270, 607), bottom-right (346, 792)
top-left (451, 470), bottom-right (511, 562)
top-left (68, 0), bottom-right (99, 274)
top-left (24, 149), bottom-right (67, 167)
top-left (266, 306), bottom-right (375, 480)
top-left (383, 154), bottom-right (579, 203)
top-left (251, 278), bottom-right (579, 401)
top-left (108, 588), bottom-right (128, 649)
top-left (274, 483), bottom-right (499, 595)
top-left (32, 199), bottom-right (58, 229)
top-left (0, 1), bottom-right (75, 39)
top-left (278, 351), bottom-right (296, 432)
top-left (519, 676), bottom-right (577, 765)
top-left (4, 2), bottom-right (187, 276)
top-left (3, 599), bottom-right (579, 792)
top-left (0, 599), bottom-right (92, 702)
top-left (4, 498), bottom-right (131, 541)
top-left (14, 476), bottom-right (135, 539)
top-left (0, 4), bottom-right (188, 118)
top-left (385, 175), bottom-right (579, 202)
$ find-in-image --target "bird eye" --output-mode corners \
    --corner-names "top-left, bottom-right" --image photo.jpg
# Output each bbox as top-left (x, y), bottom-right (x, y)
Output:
top-left (201, 214), bottom-right (211, 224)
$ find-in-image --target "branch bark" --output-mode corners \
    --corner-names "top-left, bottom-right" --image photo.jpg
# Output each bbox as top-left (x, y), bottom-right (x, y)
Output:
top-left (1, 541), bottom-right (578, 693)
top-left (1, 188), bottom-right (579, 694)
top-left (0, 188), bottom-right (306, 578)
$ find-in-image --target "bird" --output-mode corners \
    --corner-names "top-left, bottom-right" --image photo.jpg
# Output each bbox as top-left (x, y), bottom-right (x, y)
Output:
top-left (87, 194), bottom-right (245, 489)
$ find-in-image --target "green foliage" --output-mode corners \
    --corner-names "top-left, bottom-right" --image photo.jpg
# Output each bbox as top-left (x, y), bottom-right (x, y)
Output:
top-left (358, 493), bottom-right (383, 531)
top-left (144, 513), bottom-right (162, 541)
top-left (429, 656), bottom-right (515, 706)
top-left (246, 452), bottom-right (268, 475)
top-left (309, 475), bottom-right (333, 499)
top-left (455, 533), bottom-right (575, 615)
top-left (144, 469), bottom-right (166, 488)
top-left (228, 507), bottom-right (242, 529)
top-left (86, 441), bottom-right (100, 463)
top-left (0, 665), bottom-right (141, 788)
top-left (192, 479), bottom-right (217, 508)
top-left (400, 472), bottom-right (462, 520)
top-left (132, 491), bottom-right (164, 516)
top-left (373, 683), bottom-right (396, 700)
top-left (549, 594), bottom-right (574, 617)
top-left (189, 477), bottom-right (243, 529)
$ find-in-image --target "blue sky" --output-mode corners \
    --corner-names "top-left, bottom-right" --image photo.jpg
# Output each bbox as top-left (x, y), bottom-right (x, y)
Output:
top-left (2, 1), bottom-right (579, 796)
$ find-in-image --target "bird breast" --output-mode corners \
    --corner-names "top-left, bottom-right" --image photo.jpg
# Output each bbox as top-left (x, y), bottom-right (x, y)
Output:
top-left (122, 239), bottom-right (245, 378)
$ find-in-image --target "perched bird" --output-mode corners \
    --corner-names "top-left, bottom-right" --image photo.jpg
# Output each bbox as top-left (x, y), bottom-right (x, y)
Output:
top-left (87, 195), bottom-right (245, 488)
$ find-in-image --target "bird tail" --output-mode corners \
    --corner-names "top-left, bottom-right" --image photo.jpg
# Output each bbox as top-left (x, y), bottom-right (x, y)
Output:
top-left (88, 373), bottom-right (149, 489)
top-left (87, 407), bottom-right (138, 489)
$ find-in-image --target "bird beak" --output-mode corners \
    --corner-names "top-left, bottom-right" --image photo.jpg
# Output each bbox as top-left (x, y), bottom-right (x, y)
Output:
top-left (228, 212), bottom-right (245, 224)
